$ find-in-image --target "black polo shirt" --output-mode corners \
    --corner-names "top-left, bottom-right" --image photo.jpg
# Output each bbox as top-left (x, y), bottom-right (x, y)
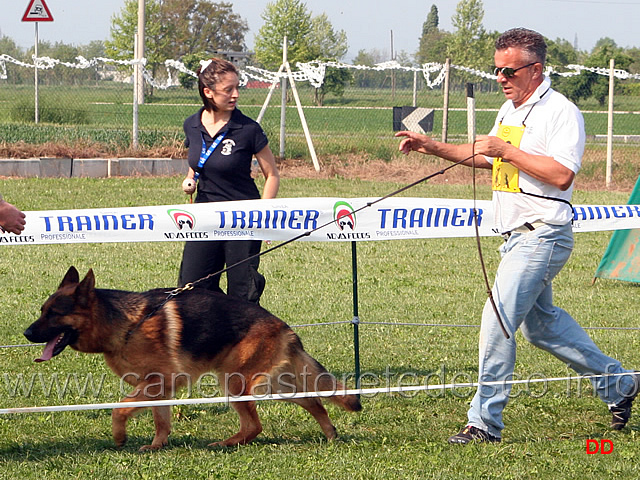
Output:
top-left (183, 107), bottom-right (269, 203)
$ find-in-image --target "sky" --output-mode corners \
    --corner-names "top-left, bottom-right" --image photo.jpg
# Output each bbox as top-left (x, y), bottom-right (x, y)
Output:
top-left (2, 0), bottom-right (640, 63)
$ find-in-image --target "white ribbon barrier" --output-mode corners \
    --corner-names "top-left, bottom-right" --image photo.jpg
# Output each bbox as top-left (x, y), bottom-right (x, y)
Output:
top-left (2, 197), bottom-right (640, 246)
top-left (0, 371), bottom-right (634, 415)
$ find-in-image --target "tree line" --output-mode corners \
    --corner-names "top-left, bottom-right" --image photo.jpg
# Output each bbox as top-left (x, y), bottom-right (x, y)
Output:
top-left (417, 2), bottom-right (640, 105)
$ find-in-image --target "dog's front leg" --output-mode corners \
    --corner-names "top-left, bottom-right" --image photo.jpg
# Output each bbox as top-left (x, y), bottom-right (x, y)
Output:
top-left (111, 392), bottom-right (172, 451)
top-left (142, 405), bottom-right (172, 451)
top-left (111, 403), bottom-right (133, 449)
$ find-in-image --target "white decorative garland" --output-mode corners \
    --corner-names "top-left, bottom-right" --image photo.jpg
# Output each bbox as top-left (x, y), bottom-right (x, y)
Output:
top-left (1, 54), bottom-right (639, 88)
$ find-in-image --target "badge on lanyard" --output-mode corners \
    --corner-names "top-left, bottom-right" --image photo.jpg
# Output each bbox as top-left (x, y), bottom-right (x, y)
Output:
top-left (492, 124), bottom-right (525, 193)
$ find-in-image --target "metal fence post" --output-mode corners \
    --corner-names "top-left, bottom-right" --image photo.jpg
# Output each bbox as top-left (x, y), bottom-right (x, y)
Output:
top-left (351, 241), bottom-right (361, 391)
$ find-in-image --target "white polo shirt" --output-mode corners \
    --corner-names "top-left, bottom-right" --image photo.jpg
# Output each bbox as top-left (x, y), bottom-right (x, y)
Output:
top-left (486, 76), bottom-right (585, 232)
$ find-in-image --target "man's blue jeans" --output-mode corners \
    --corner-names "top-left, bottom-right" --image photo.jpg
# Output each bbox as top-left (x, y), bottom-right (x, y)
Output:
top-left (467, 222), bottom-right (636, 438)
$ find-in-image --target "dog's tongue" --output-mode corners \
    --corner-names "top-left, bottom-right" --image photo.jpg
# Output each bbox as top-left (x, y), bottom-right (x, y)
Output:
top-left (35, 334), bottom-right (62, 362)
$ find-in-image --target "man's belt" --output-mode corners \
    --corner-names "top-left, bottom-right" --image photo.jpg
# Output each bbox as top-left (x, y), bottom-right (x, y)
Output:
top-left (501, 220), bottom-right (547, 240)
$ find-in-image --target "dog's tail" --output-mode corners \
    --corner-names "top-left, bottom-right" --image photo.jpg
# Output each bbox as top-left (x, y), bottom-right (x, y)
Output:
top-left (289, 334), bottom-right (362, 412)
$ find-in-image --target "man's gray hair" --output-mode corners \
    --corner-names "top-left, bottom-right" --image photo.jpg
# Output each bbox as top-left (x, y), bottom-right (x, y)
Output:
top-left (495, 28), bottom-right (547, 65)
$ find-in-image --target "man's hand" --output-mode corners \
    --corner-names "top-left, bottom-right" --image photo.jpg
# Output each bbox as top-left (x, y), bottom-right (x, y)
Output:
top-left (395, 131), bottom-right (435, 156)
top-left (473, 135), bottom-right (511, 160)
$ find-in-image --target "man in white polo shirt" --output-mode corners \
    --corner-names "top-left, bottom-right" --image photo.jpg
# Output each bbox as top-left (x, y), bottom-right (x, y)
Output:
top-left (396, 27), bottom-right (638, 444)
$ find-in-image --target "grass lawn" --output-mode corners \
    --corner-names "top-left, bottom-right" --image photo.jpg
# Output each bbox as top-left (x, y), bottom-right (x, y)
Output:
top-left (2, 80), bottom-right (640, 162)
top-left (0, 175), bottom-right (638, 479)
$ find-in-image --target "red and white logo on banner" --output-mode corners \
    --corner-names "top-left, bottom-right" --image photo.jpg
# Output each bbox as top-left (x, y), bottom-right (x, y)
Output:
top-left (22, 0), bottom-right (54, 22)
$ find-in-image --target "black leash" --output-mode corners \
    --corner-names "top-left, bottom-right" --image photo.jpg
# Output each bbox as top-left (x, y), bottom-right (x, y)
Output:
top-left (124, 294), bottom-right (176, 344)
top-left (471, 142), bottom-right (510, 339)
top-left (170, 155), bottom-right (475, 295)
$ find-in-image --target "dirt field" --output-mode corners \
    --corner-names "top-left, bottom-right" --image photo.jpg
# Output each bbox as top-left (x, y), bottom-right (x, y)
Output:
top-left (0, 141), bottom-right (637, 192)
top-left (278, 154), bottom-right (637, 192)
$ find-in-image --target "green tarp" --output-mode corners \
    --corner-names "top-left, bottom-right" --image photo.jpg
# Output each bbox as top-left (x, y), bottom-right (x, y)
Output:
top-left (594, 176), bottom-right (640, 283)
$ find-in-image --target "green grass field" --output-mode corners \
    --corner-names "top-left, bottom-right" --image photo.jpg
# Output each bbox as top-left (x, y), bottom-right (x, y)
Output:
top-left (0, 175), bottom-right (638, 479)
top-left (1, 81), bottom-right (639, 161)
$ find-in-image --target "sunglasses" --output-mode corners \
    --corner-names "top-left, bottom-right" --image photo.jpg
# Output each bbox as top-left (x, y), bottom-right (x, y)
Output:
top-left (493, 62), bottom-right (537, 78)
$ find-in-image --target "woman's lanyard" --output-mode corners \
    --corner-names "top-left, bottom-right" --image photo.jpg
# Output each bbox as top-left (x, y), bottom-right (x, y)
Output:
top-left (193, 131), bottom-right (227, 182)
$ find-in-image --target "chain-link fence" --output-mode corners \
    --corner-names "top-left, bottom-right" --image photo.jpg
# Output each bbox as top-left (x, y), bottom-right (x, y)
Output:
top-left (1, 56), bottom-right (639, 176)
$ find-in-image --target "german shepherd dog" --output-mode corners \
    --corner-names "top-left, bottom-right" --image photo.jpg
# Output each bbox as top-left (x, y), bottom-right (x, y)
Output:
top-left (24, 267), bottom-right (361, 451)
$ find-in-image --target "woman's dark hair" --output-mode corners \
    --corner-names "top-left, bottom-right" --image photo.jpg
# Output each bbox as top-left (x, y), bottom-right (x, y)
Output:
top-left (495, 28), bottom-right (547, 65)
top-left (198, 58), bottom-right (239, 111)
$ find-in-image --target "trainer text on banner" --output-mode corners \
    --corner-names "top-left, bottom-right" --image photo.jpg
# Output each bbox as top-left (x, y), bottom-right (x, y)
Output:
top-left (1, 198), bottom-right (640, 246)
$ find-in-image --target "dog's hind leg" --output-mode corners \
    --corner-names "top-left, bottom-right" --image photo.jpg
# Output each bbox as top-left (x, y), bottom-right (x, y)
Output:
top-left (208, 400), bottom-right (263, 447)
top-left (288, 397), bottom-right (338, 440)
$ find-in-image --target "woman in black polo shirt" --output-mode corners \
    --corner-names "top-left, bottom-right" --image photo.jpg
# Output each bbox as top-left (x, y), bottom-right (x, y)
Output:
top-left (178, 57), bottom-right (280, 304)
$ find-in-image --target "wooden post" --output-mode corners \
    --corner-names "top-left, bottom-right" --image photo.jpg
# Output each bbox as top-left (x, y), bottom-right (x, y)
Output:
top-left (606, 58), bottom-right (614, 188)
top-left (284, 61), bottom-right (320, 172)
top-left (441, 58), bottom-right (450, 143)
top-left (279, 37), bottom-right (287, 160)
top-left (466, 83), bottom-right (476, 143)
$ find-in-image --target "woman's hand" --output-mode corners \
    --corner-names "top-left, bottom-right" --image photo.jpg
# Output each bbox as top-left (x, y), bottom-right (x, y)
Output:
top-left (182, 177), bottom-right (196, 194)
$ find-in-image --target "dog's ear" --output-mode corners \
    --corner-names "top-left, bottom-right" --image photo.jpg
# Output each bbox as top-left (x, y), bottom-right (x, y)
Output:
top-left (78, 269), bottom-right (95, 293)
top-left (59, 266), bottom-right (80, 288)
top-left (75, 269), bottom-right (96, 307)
